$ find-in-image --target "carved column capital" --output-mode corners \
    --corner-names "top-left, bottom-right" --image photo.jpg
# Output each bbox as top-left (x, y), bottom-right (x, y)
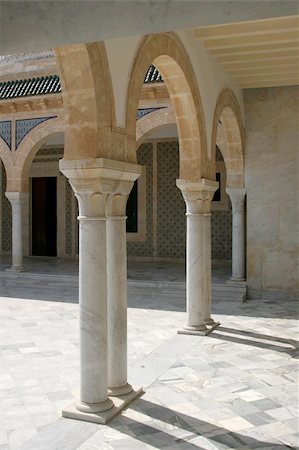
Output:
top-left (176, 179), bottom-right (218, 214)
top-left (59, 158), bottom-right (141, 218)
top-left (5, 192), bottom-right (29, 211)
top-left (226, 188), bottom-right (246, 213)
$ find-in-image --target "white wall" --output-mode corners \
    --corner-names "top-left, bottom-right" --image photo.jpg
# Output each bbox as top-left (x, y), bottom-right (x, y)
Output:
top-left (245, 86), bottom-right (299, 299)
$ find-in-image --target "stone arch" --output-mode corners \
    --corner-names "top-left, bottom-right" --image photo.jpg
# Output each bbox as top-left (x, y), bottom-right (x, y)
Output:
top-left (54, 42), bottom-right (120, 160)
top-left (0, 138), bottom-right (12, 177)
top-left (126, 32), bottom-right (208, 180)
top-left (211, 89), bottom-right (244, 188)
top-left (136, 106), bottom-right (176, 146)
top-left (6, 116), bottom-right (65, 192)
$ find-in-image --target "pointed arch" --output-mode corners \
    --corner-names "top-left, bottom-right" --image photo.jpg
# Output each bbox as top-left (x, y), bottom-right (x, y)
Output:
top-left (126, 32), bottom-right (208, 180)
top-left (6, 116), bottom-right (65, 192)
top-left (0, 138), bottom-right (12, 177)
top-left (136, 106), bottom-right (176, 146)
top-left (211, 89), bottom-right (244, 188)
top-left (54, 42), bottom-right (117, 160)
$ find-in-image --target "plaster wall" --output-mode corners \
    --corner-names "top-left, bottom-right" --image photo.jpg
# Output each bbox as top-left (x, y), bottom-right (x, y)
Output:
top-left (245, 86), bottom-right (299, 299)
top-left (105, 36), bottom-right (141, 127)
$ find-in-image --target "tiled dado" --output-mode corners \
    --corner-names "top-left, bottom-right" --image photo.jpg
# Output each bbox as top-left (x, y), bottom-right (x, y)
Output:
top-left (0, 120), bottom-right (12, 150)
top-left (127, 141), bottom-right (232, 260)
top-left (16, 116), bottom-right (57, 149)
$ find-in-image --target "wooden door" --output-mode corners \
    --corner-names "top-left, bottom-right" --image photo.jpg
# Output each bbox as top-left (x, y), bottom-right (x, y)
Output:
top-left (32, 177), bottom-right (57, 256)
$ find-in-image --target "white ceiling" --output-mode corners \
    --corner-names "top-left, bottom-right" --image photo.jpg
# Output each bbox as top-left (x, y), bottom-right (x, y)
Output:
top-left (1, 1), bottom-right (298, 55)
top-left (194, 15), bottom-right (299, 88)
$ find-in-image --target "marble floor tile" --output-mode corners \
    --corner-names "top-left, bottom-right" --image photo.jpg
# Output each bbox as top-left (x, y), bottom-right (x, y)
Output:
top-left (0, 257), bottom-right (297, 449)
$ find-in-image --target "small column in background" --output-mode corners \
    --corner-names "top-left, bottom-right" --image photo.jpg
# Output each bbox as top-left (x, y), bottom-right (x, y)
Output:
top-left (226, 188), bottom-right (246, 281)
top-left (5, 192), bottom-right (29, 271)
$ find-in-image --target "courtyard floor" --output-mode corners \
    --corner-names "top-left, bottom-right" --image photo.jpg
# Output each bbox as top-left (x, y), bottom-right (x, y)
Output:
top-left (0, 257), bottom-right (298, 449)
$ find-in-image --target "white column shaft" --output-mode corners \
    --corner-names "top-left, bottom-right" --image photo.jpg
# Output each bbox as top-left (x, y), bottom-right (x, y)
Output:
top-left (107, 217), bottom-right (131, 395)
top-left (177, 179), bottom-right (218, 333)
top-left (79, 218), bottom-right (110, 404)
top-left (232, 210), bottom-right (246, 280)
top-left (186, 213), bottom-right (207, 330)
top-left (227, 188), bottom-right (246, 281)
top-left (5, 192), bottom-right (28, 270)
top-left (203, 213), bottom-right (214, 324)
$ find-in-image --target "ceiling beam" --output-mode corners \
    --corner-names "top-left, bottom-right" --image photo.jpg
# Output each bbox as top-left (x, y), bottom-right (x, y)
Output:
top-left (216, 48), bottom-right (299, 63)
top-left (222, 58), bottom-right (299, 71)
top-left (202, 31), bottom-right (299, 49)
top-left (209, 41), bottom-right (299, 57)
top-left (194, 15), bottom-right (299, 39)
top-left (241, 79), bottom-right (299, 88)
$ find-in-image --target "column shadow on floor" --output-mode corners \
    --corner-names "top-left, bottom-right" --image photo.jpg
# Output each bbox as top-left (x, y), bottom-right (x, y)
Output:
top-left (110, 397), bottom-right (289, 449)
top-left (210, 326), bottom-right (298, 356)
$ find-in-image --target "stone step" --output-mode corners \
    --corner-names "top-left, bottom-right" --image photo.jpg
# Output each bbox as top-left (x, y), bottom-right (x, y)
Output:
top-left (0, 271), bottom-right (246, 301)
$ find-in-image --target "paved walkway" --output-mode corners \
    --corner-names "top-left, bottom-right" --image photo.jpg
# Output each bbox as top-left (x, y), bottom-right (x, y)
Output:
top-left (0, 258), bottom-right (298, 449)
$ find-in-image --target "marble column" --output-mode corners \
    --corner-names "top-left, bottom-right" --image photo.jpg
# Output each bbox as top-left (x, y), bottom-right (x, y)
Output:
top-left (106, 178), bottom-right (139, 396)
top-left (226, 188), bottom-right (246, 281)
top-left (5, 192), bottom-right (29, 271)
top-left (59, 158), bottom-right (142, 423)
top-left (176, 179), bottom-right (218, 335)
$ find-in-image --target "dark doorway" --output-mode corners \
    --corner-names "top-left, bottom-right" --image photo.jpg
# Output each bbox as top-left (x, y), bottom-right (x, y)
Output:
top-left (32, 177), bottom-right (57, 256)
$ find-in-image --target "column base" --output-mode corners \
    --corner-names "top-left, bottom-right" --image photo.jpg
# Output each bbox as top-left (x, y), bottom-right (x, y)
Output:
top-left (108, 383), bottom-right (133, 397)
top-left (204, 317), bottom-right (217, 325)
top-left (62, 387), bottom-right (143, 424)
top-left (76, 398), bottom-right (114, 413)
top-left (5, 266), bottom-right (27, 273)
top-left (230, 277), bottom-right (246, 283)
top-left (177, 322), bottom-right (220, 336)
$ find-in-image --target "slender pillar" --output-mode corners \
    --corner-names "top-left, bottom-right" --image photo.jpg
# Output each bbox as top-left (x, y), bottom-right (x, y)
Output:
top-left (226, 188), bottom-right (246, 281)
top-left (5, 192), bottom-right (28, 271)
top-left (106, 179), bottom-right (139, 396)
top-left (60, 158), bottom-right (142, 424)
top-left (60, 162), bottom-right (114, 413)
top-left (177, 179), bottom-right (218, 335)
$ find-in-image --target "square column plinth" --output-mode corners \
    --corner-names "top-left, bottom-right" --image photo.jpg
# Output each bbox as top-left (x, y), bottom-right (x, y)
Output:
top-left (62, 387), bottom-right (143, 424)
top-left (178, 321), bottom-right (220, 336)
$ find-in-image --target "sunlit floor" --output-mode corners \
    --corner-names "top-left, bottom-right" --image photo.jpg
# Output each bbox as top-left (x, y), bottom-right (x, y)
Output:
top-left (0, 257), bottom-right (298, 449)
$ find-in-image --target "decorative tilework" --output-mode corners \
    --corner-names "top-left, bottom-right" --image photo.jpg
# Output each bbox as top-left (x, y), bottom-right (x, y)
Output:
top-left (136, 107), bottom-right (166, 120)
top-left (37, 147), bottom-right (63, 157)
top-left (157, 141), bottom-right (186, 258)
top-left (15, 116), bottom-right (57, 149)
top-left (0, 120), bottom-right (12, 150)
top-left (0, 75), bottom-right (61, 100)
top-left (75, 201), bottom-right (79, 255)
top-left (127, 143), bottom-right (153, 257)
top-left (65, 180), bottom-right (72, 255)
top-left (216, 146), bottom-right (224, 161)
top-left (212, 206), bottom-right (232, 260)
top-left (127, 140), bottom-right (232, 261)
top-left (1, 162), bottom-right (11, 252)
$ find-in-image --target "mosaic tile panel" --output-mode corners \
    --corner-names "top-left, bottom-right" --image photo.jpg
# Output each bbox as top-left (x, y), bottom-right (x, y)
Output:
top-left (216, 145), bottom-right (224, 161)
top-left (136, 107), bottom-right (166, 120)
top-left (1, 162), bottom-right (11, 252)
top-left (65, 180), bottom-right (73, 255)
top-left (75, 201), bottom-right (79, 255)
top-left (127, 143), bottom-right (153, 257)
top-left (157, 141), bottom-right (186, 258)
top-left (0, 120), bottom-right (12, 149)
top-left (15, 116), bottom-right (57, 149)
top-left (37, 147), bottom-right (63, 156)
top-left (211, 206), bottom-right (232, 260)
